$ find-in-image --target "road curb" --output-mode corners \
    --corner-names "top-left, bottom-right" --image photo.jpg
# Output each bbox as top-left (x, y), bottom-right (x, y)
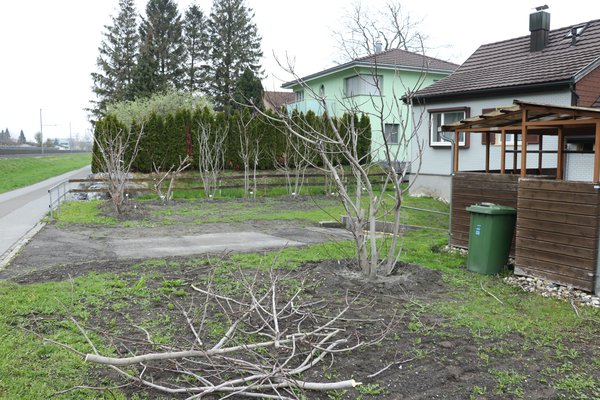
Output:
top-left (0, 221), bottom-right (46, 270)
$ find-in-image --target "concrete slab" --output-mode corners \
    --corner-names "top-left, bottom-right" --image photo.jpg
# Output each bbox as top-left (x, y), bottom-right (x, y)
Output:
top-left (110, 231), bottom-right (305, 258)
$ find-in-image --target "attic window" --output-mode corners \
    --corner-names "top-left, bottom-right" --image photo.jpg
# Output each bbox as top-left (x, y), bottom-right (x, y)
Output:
top-left (565, 23), bottom-right (587, 42)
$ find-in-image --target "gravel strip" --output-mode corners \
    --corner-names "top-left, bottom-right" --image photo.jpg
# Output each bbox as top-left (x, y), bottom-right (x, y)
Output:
top-left (504, 276), bottom-right (600, 308)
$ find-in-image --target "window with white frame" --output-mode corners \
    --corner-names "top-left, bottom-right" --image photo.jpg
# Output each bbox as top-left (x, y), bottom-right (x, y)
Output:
top-left (295, 90), bottom-right (304, 102)
top-left (429, 109), bottom-right (467, 146)
top-left (344, 74), bottom-right (383, 97)
top-left (384, 123), bottom-right (399, 144)
top-left (493, 132), bottom-right (539, 146)
top-left (495, 133), bottom-right (516, 146)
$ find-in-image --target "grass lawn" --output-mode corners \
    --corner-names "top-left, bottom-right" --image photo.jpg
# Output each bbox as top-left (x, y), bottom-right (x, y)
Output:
top-left (0, 195), bottom-right (598, 399)
top-left (0, 153), bottom-right (91, 194)
top-left (56, 194), bottom-right (450, 230)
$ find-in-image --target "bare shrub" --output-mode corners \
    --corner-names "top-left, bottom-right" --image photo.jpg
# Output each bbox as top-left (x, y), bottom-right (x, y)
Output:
top-left (93, 124), bottom-right (143, 214)
top-left (196, 119), bottom-right (228, 199)
top-left (152, 155), bottom-right (192, 203)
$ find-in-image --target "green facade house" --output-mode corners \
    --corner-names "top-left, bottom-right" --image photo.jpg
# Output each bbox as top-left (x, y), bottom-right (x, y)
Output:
top-left (282, 48), bottom-right (457, 166)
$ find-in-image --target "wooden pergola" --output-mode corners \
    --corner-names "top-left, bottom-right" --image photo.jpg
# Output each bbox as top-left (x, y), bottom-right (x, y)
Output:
top-left (443, 100), bottom-right (600, 181)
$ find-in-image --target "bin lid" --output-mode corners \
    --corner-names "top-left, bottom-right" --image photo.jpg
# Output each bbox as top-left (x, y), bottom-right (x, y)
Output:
top-left (466, 202), bottom-right (516, 215)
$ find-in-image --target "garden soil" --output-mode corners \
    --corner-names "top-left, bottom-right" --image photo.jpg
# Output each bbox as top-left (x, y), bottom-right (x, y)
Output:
top-left (2, 199), bottom-right (599, 399)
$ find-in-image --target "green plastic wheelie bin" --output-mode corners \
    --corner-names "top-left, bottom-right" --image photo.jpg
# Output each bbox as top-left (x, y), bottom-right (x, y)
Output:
top-left (466, 203), bottom-right (517, 275)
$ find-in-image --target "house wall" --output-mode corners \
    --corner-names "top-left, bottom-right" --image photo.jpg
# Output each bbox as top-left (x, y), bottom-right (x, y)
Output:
top-left (286, 67), bottom-right (451, 164)
top-left (410, 89), bottom-right (572, 200)
top-left (576, 65), bottom-right (600, 107)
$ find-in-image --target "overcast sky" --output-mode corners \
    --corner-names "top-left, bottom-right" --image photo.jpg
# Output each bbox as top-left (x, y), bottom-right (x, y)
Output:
top-left (0, 0), bottom-right (597, 142)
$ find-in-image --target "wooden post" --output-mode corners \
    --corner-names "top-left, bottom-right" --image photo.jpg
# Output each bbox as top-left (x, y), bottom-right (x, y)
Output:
top-left (501, 129), bottom-right (506, 174)
top-left (557, 127), bottom-right (564, 180)
top-left (453, 129), bottom-right (459, 173)
top-left (521, 109), bottom-right (528, 177)
top-left (485, 132), bottom-right (490, 174)
top-left (538, 134), bottom-right (543, 175)
top-left (513, 132), bottom-right (518, 173)
top-left (594, 122), bottom-right (600, 183)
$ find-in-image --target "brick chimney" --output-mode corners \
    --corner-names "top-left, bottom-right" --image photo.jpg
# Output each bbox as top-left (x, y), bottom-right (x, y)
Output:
top-left (530, 7), bottom-right (550, 52)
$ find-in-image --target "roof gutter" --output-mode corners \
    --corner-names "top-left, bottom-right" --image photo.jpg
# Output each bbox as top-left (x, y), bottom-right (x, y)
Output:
top-left (408, 79), bottom-right (573, 104)
top-left (573, 55), bottom-right (600, 82)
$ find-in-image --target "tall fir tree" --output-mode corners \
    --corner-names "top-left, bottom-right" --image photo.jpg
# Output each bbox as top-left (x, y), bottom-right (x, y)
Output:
top-left (91, 0), bottom-right (139, 119)
top-left (130, 31), bottom-right (163, 98)
top-left (137, 0), bottom-right (186, 93)
top-left (0, 128), bottom-right (11, 144)
top-left (233, 68), bottom-right (264, 110)
top-left (18, 130), bottom-right (26, 144)
top-left (208, 0), bottom-right (262, 111)
top-left (183, 3), bottom-right (208, 94)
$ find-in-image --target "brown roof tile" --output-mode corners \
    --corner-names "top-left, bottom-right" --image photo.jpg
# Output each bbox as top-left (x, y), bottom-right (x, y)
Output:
top-left (263, 91), bottom-right (295, 110)
top-left (282, 48), bottom-right (458, 88)
top-left (354, 48), bottom-right (460, 72)
top-left (415, 19), bottom-right (600, 99)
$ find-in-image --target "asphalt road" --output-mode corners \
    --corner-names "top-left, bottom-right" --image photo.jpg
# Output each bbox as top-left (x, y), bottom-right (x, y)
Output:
top-left (0, 165), bottom-right (91, 264)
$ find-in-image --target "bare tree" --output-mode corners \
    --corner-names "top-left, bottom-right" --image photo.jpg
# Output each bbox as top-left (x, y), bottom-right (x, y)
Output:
top-left (152, 155), bottom-right (191, 203)
top-left (273, 130), bottom-right (313, 197)
top-left (196, 119), bottom-right (228, 199)
top-left (93, 125), bottom-right (143, 214)
top-left (254, 53), bottom-right (427, 279)
top-left (46, 270), bottom-right (388, 398)
top-left (333, 0), bottom-right (427, 62)
top-left (236, 111), bottom-right (262, 199)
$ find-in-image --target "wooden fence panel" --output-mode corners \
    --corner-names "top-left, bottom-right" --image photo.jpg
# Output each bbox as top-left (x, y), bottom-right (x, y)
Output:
top-left (515, 179), bottom-right (599, 292)
top-left (450, 172), bottom-right (519, 249)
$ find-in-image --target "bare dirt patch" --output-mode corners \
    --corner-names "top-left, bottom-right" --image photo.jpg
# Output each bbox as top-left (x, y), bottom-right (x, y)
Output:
top-left (4, 197), bottom-right (599, 399)
top-left (17, 257), bottom-right (600, 400)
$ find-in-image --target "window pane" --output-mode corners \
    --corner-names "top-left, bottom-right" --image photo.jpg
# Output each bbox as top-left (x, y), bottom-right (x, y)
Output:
top-left (432, 113), bottom-right (443, 142)
top-left (384, 124), bottom-right (399, 144)
top-left (444, 111), bottom-right (464, 125)
top-left (345, 75), bottom-right (382, 96)
top-left (430, 110), bottom-right (466, 145)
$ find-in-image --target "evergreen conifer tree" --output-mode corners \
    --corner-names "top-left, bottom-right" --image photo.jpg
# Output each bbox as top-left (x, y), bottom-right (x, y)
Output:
top-left (18, 130), bottom-right (26, 144)
top-left (233, 68), bottom-right (264, 110)
top-left (91, 0), bottom-right (139, 119)
top-left (138, 0), bottom-right (186, 92)
top-left (208, 0), bottom-right (262, 111)
top-left (0, 128), bottom-right (12, 144)
top-left (130, 31), bottom-right (163, 98)
top-left (183, 3), bottom-right (208, 94)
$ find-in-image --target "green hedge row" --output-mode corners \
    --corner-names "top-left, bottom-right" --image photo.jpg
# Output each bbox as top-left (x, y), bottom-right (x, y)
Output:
top-left (92, 108), bottom-right (371, 173)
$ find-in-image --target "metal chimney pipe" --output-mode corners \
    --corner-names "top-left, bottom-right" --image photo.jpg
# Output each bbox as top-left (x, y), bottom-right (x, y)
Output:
top-left (529, 9), bottom-right (550, 52)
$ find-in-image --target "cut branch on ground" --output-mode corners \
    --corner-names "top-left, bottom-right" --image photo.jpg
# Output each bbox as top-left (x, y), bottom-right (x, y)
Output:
top-left (45, 268), bottom-right (391, 399)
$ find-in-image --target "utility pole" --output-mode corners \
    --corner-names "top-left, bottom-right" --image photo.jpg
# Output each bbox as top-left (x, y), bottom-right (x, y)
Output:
top-left (40, 109), bottom-right (44, 155)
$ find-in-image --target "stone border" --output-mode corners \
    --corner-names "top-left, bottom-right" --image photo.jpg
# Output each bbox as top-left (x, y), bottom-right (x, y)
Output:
top-left (504, 276), bottom-right (600, 308)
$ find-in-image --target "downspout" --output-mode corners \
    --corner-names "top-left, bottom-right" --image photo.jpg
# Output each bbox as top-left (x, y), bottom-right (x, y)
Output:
top-left (570, 81), bottom-right (579, 106)
top-left (441, 132), bottom-right (455, 246)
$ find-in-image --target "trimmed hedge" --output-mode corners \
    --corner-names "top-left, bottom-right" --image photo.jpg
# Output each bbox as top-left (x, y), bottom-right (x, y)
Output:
top-left (92, 108), bottom-right (371, 173)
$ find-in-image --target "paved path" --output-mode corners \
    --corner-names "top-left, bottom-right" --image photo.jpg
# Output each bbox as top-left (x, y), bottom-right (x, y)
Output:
top-left (0, 165), bottom-right (91, 265)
